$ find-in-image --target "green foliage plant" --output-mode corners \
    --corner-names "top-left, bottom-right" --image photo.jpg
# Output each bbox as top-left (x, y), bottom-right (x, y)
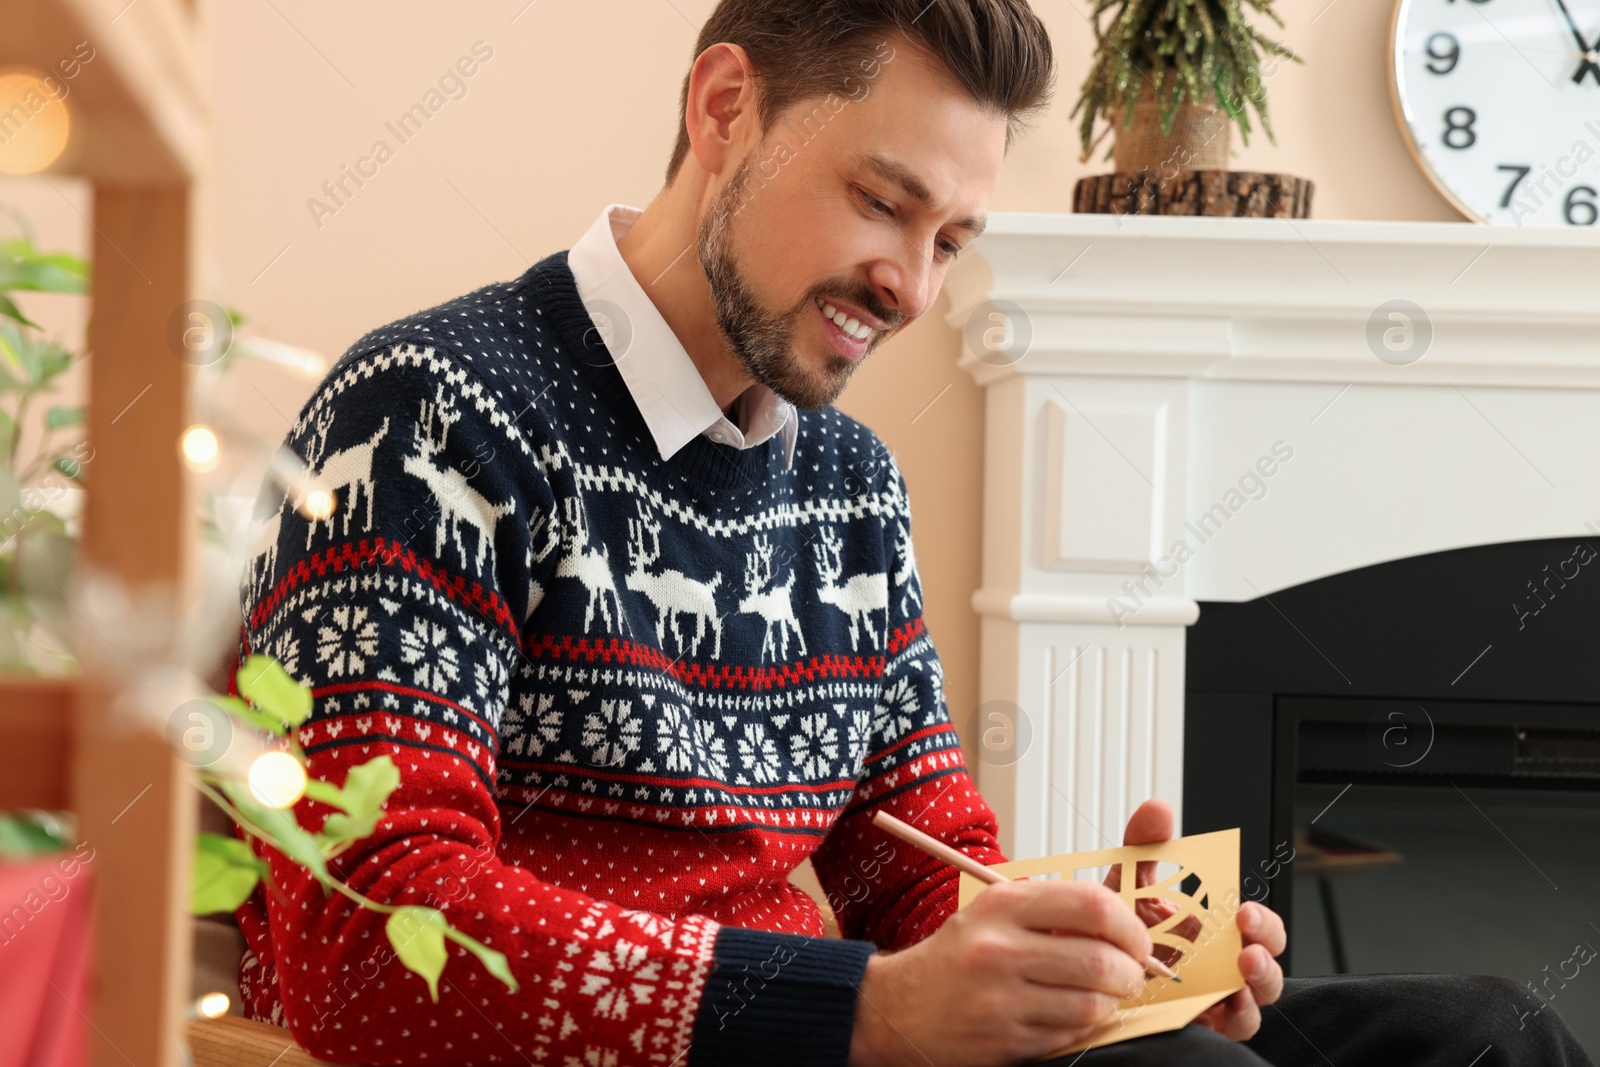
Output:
top-left (1069, 0), bottom-right (1301, 162)
top-left (0, 208), bottom-right (91, 673)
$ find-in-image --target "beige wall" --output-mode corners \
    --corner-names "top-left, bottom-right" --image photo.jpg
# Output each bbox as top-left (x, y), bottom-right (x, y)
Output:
top-left (2, 0), bottom-right (1464, 773)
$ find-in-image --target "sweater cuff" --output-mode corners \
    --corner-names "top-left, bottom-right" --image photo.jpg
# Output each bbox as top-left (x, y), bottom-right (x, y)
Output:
top-left (690, 925), bottom-right (876, 1066)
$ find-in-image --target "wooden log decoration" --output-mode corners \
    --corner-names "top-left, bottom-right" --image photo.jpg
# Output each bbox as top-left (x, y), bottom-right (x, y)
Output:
top-left (1074, 169), bottom-right (1314, 218)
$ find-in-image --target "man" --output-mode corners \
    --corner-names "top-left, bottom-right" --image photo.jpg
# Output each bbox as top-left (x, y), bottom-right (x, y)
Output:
top-left (231, 2), bottom-right (1592, 1065)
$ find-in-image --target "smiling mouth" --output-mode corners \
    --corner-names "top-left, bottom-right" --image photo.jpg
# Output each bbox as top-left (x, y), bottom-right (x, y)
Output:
top-left (814, 296), bottom-right (877, 343)
top-left (812, 300), bottom-right (873, 364)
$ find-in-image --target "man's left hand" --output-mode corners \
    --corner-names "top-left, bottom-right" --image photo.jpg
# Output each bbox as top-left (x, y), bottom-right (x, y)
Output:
top-left (1104, 799), bottom-right (1287, 1041)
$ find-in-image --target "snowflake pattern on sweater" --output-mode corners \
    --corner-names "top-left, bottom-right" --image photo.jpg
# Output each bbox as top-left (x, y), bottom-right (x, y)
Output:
top-left (229, 252), bottom-right (1007, 1067)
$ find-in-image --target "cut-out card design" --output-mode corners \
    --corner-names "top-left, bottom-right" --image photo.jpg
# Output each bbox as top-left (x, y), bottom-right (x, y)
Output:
top-left (956, 827), bottom-right (1246, 1058)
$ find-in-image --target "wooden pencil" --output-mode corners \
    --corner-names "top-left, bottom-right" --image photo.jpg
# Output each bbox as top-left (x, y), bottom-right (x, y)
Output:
top-left (870, 809), bottom-right (1181, 983)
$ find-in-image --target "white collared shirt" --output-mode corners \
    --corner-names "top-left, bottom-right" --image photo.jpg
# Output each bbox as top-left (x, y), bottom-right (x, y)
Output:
top-left (567, 204), bottom-right (798, 469)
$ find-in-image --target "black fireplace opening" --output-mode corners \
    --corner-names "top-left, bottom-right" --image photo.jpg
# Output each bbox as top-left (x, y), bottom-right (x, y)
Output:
top-left (1184, 536), bottom-right (1600, 1055)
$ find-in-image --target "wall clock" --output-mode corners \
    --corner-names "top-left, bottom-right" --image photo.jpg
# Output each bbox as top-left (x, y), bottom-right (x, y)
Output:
top-left (1389, 0), bottom-right (1600, 225)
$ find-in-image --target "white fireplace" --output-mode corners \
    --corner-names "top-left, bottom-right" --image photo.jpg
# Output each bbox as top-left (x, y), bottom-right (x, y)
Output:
top-left (942, 212), bottom-right (1600, 860)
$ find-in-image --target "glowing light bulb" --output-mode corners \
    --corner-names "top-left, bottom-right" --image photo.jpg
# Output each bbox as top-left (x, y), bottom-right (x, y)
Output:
top-left (196, 992), bottom-right (230, 1019)
top-left (302, 487), bottom-right (335, 521)
top-left (181, 424), bottom-right (220, 471)
top-left (0, 71), bottom-right (71, 175)
top-left (248, 750), bottom-right (306, 809)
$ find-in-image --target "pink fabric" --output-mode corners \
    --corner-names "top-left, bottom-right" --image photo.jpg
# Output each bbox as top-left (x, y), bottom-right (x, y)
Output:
top-left (0, 850), bottom-right (95, 1067)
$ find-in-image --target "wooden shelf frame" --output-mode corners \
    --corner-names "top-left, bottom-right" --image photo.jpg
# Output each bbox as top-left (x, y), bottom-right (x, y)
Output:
top-left (1, 2), bottom-right (211, 1067)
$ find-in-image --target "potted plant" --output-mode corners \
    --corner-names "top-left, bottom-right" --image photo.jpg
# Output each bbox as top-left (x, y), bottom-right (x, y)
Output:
top-left (1069, 0), bottom-right (1312, 217)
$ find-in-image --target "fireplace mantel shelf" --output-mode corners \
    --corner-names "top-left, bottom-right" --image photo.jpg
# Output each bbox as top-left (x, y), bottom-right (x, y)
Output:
top-left (943, 213), bottom-right (1600, 390)
top-left (944, 212), bottom-right (1600, 858)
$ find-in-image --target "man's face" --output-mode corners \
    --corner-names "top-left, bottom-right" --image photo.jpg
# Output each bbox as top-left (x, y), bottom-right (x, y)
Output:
top-left (695, 38), bottom-right (1007, 411)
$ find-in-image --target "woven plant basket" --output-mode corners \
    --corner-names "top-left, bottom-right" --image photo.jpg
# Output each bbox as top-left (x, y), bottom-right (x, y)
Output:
top-left (1110, 93), bottom-right (1232, 176)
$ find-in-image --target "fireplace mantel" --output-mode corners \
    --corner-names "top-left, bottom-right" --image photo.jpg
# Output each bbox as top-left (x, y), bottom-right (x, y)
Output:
top-left (942, 213), bottom-right (1600, 859)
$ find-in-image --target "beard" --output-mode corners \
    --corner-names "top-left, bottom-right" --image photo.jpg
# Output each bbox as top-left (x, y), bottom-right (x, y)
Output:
top-left (696, 153), bottom-right (888, 411)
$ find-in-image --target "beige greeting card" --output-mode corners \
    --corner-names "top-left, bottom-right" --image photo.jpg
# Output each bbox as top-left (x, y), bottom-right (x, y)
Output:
top-left (956, 827), bottom-right (1247, 1058)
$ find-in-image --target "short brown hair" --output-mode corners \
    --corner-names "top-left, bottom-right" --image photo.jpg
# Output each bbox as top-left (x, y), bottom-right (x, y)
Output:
top-left (664, 0), bottom-right (1056, 185)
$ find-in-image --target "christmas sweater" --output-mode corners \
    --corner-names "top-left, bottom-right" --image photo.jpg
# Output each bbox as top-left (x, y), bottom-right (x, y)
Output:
top-left (229, 251), bottom-right (1008, 1066)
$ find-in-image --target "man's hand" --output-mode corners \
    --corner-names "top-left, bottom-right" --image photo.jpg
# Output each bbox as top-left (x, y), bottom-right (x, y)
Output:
top-left (847, 875), bottom-right (1155, 1067)
top-left (1108, 799), bottom-right (1288, 1041)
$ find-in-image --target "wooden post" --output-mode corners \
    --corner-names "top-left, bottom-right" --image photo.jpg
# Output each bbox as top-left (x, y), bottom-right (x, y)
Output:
top-left (73, 184), bottom-right (197, 1067)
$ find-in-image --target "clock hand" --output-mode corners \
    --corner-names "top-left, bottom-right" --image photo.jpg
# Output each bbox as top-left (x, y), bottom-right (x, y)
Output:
top-left (1576, 50), bottom-right (1600, 85)
top-left (1552, 0), bottom-right (1592, 50)
top-left (1550, 0), bottom-right (1600, 84)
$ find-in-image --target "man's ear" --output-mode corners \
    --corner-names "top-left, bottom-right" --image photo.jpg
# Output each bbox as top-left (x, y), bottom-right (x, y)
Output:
top-left (684, 42), bottom-right (760, 179)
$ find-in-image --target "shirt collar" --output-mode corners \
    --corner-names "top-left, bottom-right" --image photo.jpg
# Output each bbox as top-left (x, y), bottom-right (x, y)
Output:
top-left (567, 203), bottom-right (798, 469)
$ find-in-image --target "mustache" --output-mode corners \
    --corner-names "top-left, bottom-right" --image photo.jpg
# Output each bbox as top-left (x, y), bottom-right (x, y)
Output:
top-left (808, 289), bottom-right (900, 330)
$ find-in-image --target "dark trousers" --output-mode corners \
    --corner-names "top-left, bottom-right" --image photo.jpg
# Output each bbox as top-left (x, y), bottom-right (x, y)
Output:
top-left (1043, 973), bottom-right (1593, 1066)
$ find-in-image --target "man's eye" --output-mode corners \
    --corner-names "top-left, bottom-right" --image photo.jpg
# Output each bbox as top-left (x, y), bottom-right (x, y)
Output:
top-left (857, 188), bottom-right (892, 216)
top-left (858, 186), bottom-right (960, 260)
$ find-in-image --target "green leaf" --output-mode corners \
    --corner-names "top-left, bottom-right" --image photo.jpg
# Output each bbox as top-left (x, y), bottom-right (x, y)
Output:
top-left (0, 322), bottom-right (27, 383)
top-left (322, 804), bottom-right (380, 845)
top-left (0, 293), bottom-right (37, 330)
top-left (237, 654), bottom-right (313, 728)
top-left (0, 240), bottom-right (90, 295)
top-left (321, 757), bottom-right (399, 845)
top-left (306, 816), bottom-right (369, 854)
top-left (442, 925), bottom-right (519, 994)
top-left (218, 778), bottom-right (328, 880)
top-left (302, 777), bottom-right (344, 808)
top-left (33, 340), bottom-right (72, 385)
top-left (15, 523), bottom-right (73, 605)
top-left (337, 757), bottom-right (399, 815)
top-left (7, 331), bottom-right (43, 386)
top-left (0, 813), bottom-right (67, 857)
top-left (50, 454), bottom-right (85, 483)
top-left (0, 409), bottom-right (13, 465)
top-left (207, 693), bottom-right (287, 738)
top-left (387, 906), bottom-right (449, 1002)
top-left (42, 405), bottom-right (82, 431)
top-left (191, 832), bottom-right (266, 914)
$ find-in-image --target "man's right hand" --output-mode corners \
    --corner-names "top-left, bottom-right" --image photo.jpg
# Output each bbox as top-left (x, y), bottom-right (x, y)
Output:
top-left (847, 878), bottom-right (1153, 1067)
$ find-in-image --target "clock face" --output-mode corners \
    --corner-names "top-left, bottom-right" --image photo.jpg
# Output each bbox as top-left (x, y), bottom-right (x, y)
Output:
top-left (1391, 0), bottom-right (1600, 226)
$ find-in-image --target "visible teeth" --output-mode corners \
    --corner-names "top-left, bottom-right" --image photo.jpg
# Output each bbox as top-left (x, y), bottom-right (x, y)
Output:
top-left (817, 298), bottom-right (872, 341)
